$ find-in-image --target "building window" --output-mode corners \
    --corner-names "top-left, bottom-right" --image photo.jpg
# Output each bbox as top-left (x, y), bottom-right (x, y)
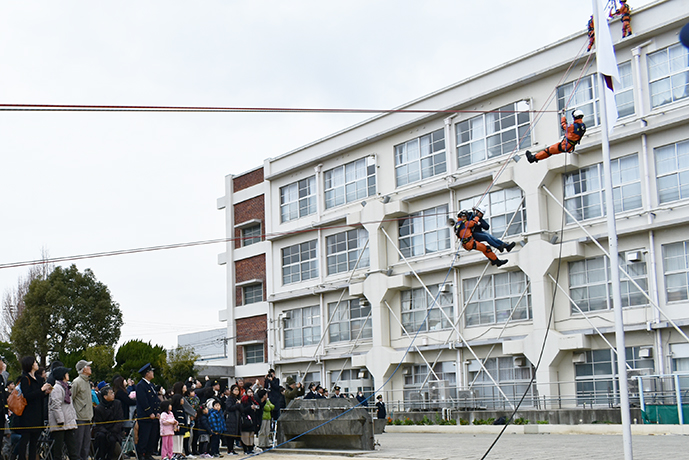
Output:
top-left (241, 224), bottom-right (262, 246)
top-left (324, 156), bottom-right (376, 209)
top-left (280, 176), bottom-right (316, 223)
top-left (460, 187), bottom-right (526, 237)
top-left (242, 284), bottom-right (263, 305)
top-left (456, 101), bottom-right (531, 168)
top-left (616, 61), bottom-right (635, 118)
top-left (282, 240), bottom-right (318, 285)
top-left (464, 271), bottom-right (531, 327)
top-left (284, 305), bottom-right (320, 348)
top-left (558, 75), bottom-right (599, 128)
top-left (655, 140), bottom-right (689, 204)
top-left (662, 241), bottom-right (689, 302)
top-left (569, 252), bottom-right (648, 313)
top-left (399, 205), bottom-right (451, 258)
top-left (328, 299), bottom-right (372, 343)
top-left (244, 343), bottom-right (264, 364)
top-left (331, 369), bottom-right (373, 396)
top-left (403, 362), bottom-right (457, 409)
top-left (563, 153), bottom-right (641, 223)
top-left (470, 357), bottom-right (535, 409)
top-left (648, 43), bottom-right (689, 108)
top-left (395, 129), bottom-right (446, 187)
top-left (401, 284), bottom-right (454, 332)
top-left (326, 228), bottom-right (369, 275)
top-left (575, 347), bottom-right (653, 406)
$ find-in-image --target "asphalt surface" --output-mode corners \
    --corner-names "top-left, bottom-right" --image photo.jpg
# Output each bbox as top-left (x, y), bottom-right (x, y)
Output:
top-left (228, 431), bottom-right (689, 460)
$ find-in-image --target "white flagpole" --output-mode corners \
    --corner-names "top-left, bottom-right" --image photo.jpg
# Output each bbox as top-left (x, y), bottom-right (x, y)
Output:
top-left (593, 1), bottom-right (633, 459)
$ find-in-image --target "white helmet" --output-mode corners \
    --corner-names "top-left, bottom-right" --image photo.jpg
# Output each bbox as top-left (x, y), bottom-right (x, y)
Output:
top-left (572, 109), bottom-right (585, 119)
top-left (474, 205), bottom-right (487, 215)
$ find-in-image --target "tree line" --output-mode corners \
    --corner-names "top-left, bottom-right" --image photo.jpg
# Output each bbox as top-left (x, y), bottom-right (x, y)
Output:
top-left (1, 259), bottom-right (200, 386)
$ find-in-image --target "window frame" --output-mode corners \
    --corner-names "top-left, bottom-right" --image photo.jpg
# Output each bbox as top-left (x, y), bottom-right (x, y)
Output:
top-left (280, 176), bottom-right (317, 223)
top-left (662, 240), bottom-right (689, 303)
top-left (401, 284), bottom-right (454, 333)
top-left (464, 271), bottom-right (531, 327)
top-left (568, 251), bottom-right (648, 314)
top-left (241, 224), bottom-right (262, 247)
top-left (281, 240), bottom-right (318, 285)
top-left (324, 156), bottom-right (376, 209)
top-left (242, 283), bottom-right (263, 305)
top-left (394, 129), bottom-right (446, 187)
top-left (398, 205), bottom-right (451, 259)
top-left (459, 186), bottom-right (526, 237)
top-left (655, 140), bottom-right (689, 204)
top-left (328, 299), bottom-right (372, 344)
top-left (283, 305), bottom-right (321, 348)
top-left (326, 228), bottom-right (370, 275)
top-left (648, 43), bottom-right (689, 109)
top-left (563, 153), bottom-right (642, 223)
top-left (455, 100), bottom-right (532, 167)
top-left (244, 343), bottom-right (264, 364)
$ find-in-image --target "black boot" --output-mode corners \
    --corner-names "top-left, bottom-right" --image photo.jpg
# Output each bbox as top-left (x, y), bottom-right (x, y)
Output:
top-left (491, 258), bottom-right (508, 267)
top-left (504, 242), bottom-right (516, 252)
top-left (497, 245), bottom-right (505, 253)
top-left (525, 150), bottom-right (537, 163)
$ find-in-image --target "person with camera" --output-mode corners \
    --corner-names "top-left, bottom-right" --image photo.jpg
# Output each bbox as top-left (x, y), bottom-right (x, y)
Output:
top-left (264, 369), bottom-right (281, 420)
top-left (283, 377), bottom-right (304, 407)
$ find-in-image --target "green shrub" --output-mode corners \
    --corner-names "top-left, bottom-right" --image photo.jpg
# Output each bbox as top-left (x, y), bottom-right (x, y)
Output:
top-left (449, 418), bottom-right (457, 425)
top-left (513, 417), bottom-right (529, 425)
top-left (459, 418), bottom-right (469, 425)
top-left (536, 420), bottom-right (549, 424)
top-left (392, 418), bottom-right (402, 425)
top-left (473, 418), bottom-right (495, 425)
top-left (403, 418), bottom-right (414, 425)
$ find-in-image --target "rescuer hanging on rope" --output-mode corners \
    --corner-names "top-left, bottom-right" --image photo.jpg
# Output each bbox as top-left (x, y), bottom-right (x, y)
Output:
top-left (610, 0), bottom-right (632, 38)
top-left (469, 206), bottom-right (516, 253)
top-left (454, 210), bottom-right (508, 267)
top-left (587, 16), bottom-right (595, 51)
top-left (525, 109), bottom-right (586, 163)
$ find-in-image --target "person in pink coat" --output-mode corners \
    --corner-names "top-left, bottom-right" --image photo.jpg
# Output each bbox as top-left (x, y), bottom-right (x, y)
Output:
top-left (159, 400), bottom-right (179, 460)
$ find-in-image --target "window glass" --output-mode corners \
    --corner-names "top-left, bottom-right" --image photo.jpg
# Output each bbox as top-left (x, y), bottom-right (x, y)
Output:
top-left (399, 205), bottom-right (450, 258)
top-left (326, 228), bottom-right (369, 275)
top-left (464, 271), bottom-right (531, 326)
top-left (282, 240), bottom-right (318, 284)
top-left (280, 176), bottom-right (316, 222)
top-left (325, 156), bottom-right (376, 208)
top-left (655, 140), bottom-right (689, 204)
top-left (401, 284), bottom-right (454, 332)
top-left (456, 101), bottom-right (531, 167)
top-left (395, 129), bottom-right (446, 187)
top-left (460, 187), bottom-right (526, 237)
top-left (648, 44), bottom-right (689, 108)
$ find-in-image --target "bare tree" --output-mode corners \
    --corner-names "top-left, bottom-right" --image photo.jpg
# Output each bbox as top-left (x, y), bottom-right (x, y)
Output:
top-left (0, 248), bottom-right (53, 341)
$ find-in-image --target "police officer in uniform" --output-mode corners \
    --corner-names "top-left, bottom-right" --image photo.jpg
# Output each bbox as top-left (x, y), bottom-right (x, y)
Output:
top-left (331, 386), bottom-right (346, 398)
top-left (135, 363), bottom-right (160, 460)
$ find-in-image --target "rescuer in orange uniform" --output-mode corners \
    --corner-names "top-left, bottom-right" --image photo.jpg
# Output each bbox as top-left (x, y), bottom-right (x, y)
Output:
top-left (610, 0), bottom-right (632, 38)
top-left (525, 109), bottom-right (586, 163)
top-left (454, 210), bottom-right (507, 267)
top-left (587, 16), bottom-right (595, 51)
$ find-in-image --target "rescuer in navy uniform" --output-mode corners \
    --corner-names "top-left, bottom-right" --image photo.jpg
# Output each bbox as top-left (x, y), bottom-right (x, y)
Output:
top-left (136, 363), bottom-right (160, 460)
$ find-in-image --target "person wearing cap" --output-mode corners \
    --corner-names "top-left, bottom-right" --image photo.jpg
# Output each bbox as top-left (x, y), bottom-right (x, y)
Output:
top-left (72, 359), bottom-right (94, 460)
top-left (48, 366), bottom-right (79, 460)
top-left (136, 363), bottom-right (160, 460)
top-left (283, 377), bottom-right (304, 407)
top-left (304, 382), bottom-right (319, 400)
top-left (525, 109), bottom-right (587, 163)
top-left (375, 395), bottom-right (387, 420)
top-left (331, 386), bottom-right (345, 399)
top-left (196, 379), bottom-right (220, 405)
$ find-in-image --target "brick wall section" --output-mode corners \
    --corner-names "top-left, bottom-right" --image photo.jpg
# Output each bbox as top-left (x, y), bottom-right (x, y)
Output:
top-left (236, 315), bottom-right (267, 365)
top-left (234, 254), bottom-right (265, 305)
top-left (233, 167), bottom-right (264, 193)
top-left (234, 195), bottom-right (265, 249)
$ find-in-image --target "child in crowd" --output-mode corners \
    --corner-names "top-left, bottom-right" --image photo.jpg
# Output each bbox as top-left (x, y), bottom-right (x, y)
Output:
top-left (208, 399), bottom-right (226, 458)
top-left (159, 400), bottom-right (179, 460)
top-left (196, 406), bottom-right (212, 457)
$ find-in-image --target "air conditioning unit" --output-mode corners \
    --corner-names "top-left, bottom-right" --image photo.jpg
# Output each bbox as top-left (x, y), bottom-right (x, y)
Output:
top-left (639, 347), bottom-right (653, 359)
top-left (513, 356), bottom-right (526, 367)
top-left (403, 367), bottom-right (411, 375)
top-left (572, 352), bottom-right (586, 363)
top-left (627, 251), bottom-right (643, 262)
top-left (282, 311), bottom-right (291, 320)
top-left (359, 298), bottom-right (370, 307)
top-left (440, 284), bottom-right (451, 293)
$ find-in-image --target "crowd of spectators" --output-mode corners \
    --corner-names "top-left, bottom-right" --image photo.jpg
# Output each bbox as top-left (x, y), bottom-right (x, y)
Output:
top-left (1, 357), bottom-right (386, 459)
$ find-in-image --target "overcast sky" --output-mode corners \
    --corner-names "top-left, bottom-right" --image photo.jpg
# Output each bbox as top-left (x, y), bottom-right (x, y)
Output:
top-left (0, 1), bottom-right (655, 350)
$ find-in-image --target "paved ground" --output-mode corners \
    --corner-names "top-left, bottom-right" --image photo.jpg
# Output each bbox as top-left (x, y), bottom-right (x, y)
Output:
top-left (238, 431), bottom-right (689, 460)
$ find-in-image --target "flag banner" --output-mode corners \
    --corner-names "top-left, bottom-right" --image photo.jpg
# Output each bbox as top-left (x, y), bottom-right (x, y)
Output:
top-left (596, 0), bottom-right (621, 133)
